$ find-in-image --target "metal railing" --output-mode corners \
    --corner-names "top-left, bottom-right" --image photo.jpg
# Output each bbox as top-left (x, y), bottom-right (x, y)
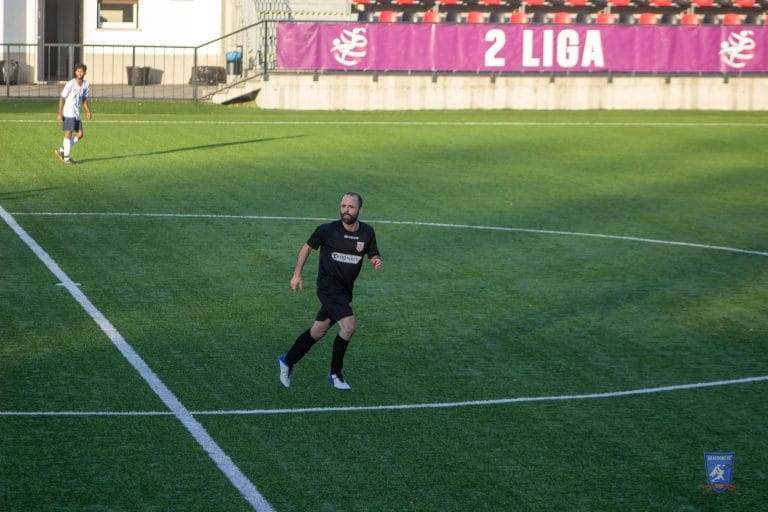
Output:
top-left (0, 20), bottom-right (276, 101)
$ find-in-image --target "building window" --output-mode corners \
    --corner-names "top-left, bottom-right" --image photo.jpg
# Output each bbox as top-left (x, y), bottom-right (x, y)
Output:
top-left (98, 0), bottom-right (138, 29)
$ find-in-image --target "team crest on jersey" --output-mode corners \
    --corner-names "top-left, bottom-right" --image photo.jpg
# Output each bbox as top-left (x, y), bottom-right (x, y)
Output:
top-left (356, 241), bottom-right (365, 252)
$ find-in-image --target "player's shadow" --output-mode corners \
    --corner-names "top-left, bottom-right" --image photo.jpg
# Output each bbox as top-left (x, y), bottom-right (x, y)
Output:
top-left (79, 135), bottom-right (305, 163)
top-left (0, 187), bottom-right (61, 200)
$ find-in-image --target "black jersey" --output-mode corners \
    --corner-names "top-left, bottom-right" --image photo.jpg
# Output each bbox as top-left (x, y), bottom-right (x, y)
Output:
top-left (307, 220), bottom-right (380, 298)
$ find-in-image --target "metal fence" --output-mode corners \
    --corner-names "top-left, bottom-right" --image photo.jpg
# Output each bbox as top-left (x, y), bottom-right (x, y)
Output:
top-left (0, 21), bottom-right (276, 101)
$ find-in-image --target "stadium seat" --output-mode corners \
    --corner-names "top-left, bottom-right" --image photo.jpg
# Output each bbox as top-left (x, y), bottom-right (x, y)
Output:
top-left (523, 0), bottom-right (547, 6)
top-left (467, 11), bottom-right (487, 23)
top-left (480, 0), bottom-right (503, 4)
top-left (732, 0), bottom-right (755, 6)
top-left (393, 0), bottom-right (415, 4)
top-left (351, 0), bottom-right (372, 4)
top-left (638, 12), bottom-right (658, 24)
top-left (509, 11), bottom-right (529, 23)
top-left (422, 11), bottom-right (442, 23)
top-left (660, 13), bottom-right (675, 23)
top-left (566, 0), bottom-right (589, 5)
top-left (553, 11), bottom-right (573, 23)
top-left (608, 0), bottom-right (631, 6)
top-left (680, 12), bottom-right (700, 24)
top-left (596, 12), bottom-right (616, 23)
top-left (378, 10), bottom-right (399, 22)
top-left (722, 13), bottom-right (742, 24)
top-left (691, 0), bottom-right (713, 6)
top-left (650, 0), bottom-right (673, 5)
top-left (438, 0), bottom-right (460, 4)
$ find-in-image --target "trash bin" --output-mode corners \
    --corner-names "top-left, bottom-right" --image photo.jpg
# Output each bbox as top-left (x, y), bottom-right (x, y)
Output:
top-left (126, 66), bottom-right (150, 85)
top-left (0, 60), bottom-right (20, 85)
top-left (226, 50), bottom-right (243, 76)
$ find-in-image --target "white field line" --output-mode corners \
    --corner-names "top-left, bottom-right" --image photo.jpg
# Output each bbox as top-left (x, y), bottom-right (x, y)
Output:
top-left (2, 375), bottom-right (767, 417)
top-left (0, 205), bottom-right (275, 512)
top-left (12, 211), bottom-right (768, 257)
top-left (4, 212), bottom-right (768, 416)
top-left (3, 119), bottom-right (768, 128)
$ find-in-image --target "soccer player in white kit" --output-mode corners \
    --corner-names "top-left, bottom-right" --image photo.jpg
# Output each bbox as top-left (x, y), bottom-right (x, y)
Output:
top-left (55, 63), bottom-right (92, 164)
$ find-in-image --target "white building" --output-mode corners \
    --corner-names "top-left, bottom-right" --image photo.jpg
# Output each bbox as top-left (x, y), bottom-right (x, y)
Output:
top-left (0, 0), bottom-right (347, 85)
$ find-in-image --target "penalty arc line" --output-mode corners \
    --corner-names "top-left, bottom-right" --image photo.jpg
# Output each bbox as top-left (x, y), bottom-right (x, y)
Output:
top-left (0, 205), bottom-right (276, 512)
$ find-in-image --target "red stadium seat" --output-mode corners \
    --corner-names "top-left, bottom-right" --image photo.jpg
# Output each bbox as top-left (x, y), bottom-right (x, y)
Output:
top-left (638, 12), bottom-right (658, 24)
top-left (566, 0), bottom-right (589, 6)
top-left (732, 0), bottom-right (755, 6)
top-left (480, 0), bottom-right (503, 5)
top-left (596, 12), bottom-right (615, 24)
top-left (691, 0), bottom-right (713, 6)
top-left (378, 11), bottom-right (398, 22)
top-left (680, 13), bottom-right (700, 24)
top-left (393, 0), bottom-right (415, 4)
top-left (509, 12), bottom-right (529, 23)
top-left (438, 0), bottom-right (459, 4)
top-left (523, 0), bottom-right (547, 5)
top-left (722, 13), bottom-right (742, 25)
top-left (351, 0), bottom-right (371, 4)
top-left (650, 0), bottom-right (672, 5)
top-left (467, 11), bottom-right (487, 23)
top-left (422, 11), bottom-right (442, 23)
top-left (553, 12), bottom-right (573, 24)
top-left (608, 0), bottom-right (631, 6)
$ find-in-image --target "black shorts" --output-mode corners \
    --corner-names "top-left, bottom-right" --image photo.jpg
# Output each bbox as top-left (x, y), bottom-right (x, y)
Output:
top-left (62, 117), bottom-right (81, 132)
top-left (315, 290), bottom-right (354, 324)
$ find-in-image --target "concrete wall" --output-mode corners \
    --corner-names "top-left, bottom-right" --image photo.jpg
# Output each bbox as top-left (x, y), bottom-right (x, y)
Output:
top-left (255, 73), bottom-right (768, 110)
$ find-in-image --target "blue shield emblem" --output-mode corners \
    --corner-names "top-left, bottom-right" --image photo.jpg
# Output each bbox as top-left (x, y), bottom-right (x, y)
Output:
top-left (704, 452), bottom-right (735, 493)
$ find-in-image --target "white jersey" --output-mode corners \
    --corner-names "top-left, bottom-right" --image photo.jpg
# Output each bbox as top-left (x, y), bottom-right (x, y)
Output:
top-left (60, 79), bottom-right (90, 119)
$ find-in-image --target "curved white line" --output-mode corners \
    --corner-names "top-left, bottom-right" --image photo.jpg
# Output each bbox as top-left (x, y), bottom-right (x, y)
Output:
top-left (2, 375), bottom-right (766, 417)
top-left (199, 375), bottom-right (768, 415)
top-left (13, 211), bottom-right (768, 257)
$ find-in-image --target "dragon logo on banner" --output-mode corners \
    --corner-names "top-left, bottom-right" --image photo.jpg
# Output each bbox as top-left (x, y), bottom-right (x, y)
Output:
top-left (719, 30), bottom-right (756, 69)
top-left (331, 27), bottom-right (368, 66)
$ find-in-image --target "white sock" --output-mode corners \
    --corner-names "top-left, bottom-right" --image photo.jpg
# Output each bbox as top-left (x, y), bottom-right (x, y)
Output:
top-left (63, 138), bottom-right (71, 158)
top-left (72, 136), bottom-right (78, 145)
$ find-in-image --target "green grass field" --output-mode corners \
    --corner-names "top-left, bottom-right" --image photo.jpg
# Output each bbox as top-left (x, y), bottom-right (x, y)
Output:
top-left (1, 100), bottom-right (767, 511)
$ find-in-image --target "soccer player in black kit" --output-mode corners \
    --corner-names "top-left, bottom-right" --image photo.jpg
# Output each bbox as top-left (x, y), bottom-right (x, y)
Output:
top-left (279, 192), bottom-right (383, 390)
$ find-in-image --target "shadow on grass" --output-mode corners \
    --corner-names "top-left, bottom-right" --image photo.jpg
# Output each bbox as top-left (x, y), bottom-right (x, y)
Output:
top-left (0, 187), bottom-right (61, 200)
top-left (79, 135), bottom-right (305, 163)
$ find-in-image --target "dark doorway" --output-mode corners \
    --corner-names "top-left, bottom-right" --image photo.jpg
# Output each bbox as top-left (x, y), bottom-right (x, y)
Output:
top-left (41, 0), bottom-right (82, 82)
